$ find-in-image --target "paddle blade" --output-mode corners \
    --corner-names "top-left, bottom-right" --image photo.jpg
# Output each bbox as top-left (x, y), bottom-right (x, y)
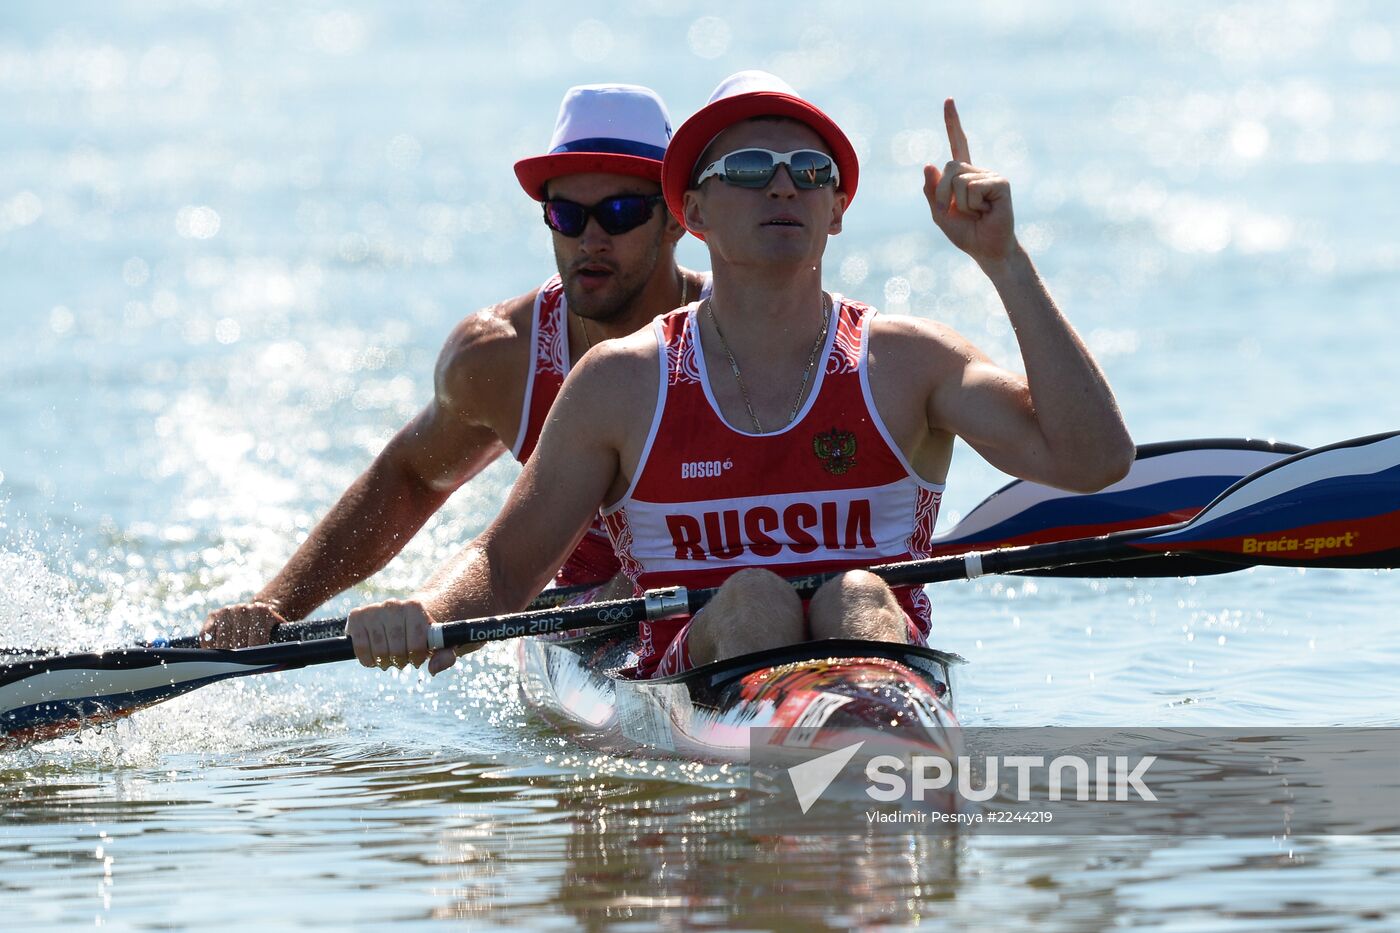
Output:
top-left (927, 438), bottom-right (1304, 576)
top-left (0, 648), bottom-right (286, 751)
top-left (1139, 431), bottom-right (1400, 568)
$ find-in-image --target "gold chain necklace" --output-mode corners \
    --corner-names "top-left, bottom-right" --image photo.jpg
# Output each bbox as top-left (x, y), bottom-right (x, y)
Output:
top-left (576, 275), bottom-right (693, 351)
top-left (704, 292), bottom-right (830, 434)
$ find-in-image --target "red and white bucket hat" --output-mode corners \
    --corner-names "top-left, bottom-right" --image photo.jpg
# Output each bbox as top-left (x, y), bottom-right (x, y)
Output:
top-left (661, 70), bottom-right (859, 235)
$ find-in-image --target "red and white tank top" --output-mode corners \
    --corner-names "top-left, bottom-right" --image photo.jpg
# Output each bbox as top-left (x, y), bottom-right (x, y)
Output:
top-left (509, 274), bottom-right (714, 589)
top-left (509, 275), bottom-right (618, 587)
top-left (602, 295), bottom-right (944, 661)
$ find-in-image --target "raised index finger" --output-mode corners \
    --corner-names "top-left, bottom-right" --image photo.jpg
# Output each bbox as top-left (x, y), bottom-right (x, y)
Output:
top-left (944, 98), bottom-right (971, 164)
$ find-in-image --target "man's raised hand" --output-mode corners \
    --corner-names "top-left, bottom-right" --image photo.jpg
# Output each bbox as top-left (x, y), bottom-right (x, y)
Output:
top-left (923, 98), bottom-right (1018, 265)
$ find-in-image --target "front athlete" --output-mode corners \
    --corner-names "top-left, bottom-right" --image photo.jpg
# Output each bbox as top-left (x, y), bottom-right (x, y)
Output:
top-left (600, 294), bottom-right (944, 676)
top-left (344, 72), bottom-right (1133, 676)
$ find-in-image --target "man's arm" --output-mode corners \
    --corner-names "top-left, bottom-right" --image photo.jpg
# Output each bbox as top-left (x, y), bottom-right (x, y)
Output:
top-left (201, 299), bottom-right (531, 647)
top-left (344, 333), bottom-right (658, 675)
top-left (913, 99), bottom-right (1133, 491)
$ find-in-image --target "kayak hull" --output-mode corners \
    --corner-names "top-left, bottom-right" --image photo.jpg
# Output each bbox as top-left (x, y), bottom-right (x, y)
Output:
top-left (518, 629), bottom-right (962, 762)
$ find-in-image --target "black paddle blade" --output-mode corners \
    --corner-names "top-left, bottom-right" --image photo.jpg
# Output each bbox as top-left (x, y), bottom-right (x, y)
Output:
top-left (0, 648), bottom-right (281, 750)
top-left (0, 635), bottom-right (362, 750)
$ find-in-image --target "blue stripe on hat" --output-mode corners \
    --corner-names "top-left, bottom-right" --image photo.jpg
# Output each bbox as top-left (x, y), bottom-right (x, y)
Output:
top-left (549, 137), bottom-right (666, 160)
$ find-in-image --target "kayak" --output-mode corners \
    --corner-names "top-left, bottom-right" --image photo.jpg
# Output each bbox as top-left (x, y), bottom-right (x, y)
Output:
top-left (517, 626), bottom-right (964, 762)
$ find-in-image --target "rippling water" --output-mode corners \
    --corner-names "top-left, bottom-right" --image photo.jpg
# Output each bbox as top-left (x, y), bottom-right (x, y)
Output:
top-left (2, 1), bottom-right (1398, 928)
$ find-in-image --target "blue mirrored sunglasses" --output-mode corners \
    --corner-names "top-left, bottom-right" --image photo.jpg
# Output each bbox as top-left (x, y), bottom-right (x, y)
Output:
top-left (542, 194), bottom-right (664, 237)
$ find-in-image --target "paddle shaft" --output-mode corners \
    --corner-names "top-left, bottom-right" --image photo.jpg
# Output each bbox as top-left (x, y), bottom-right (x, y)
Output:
top-left (11, 428), bottom-right (1398, 664)
top-left (373, 529), bottom-right (1285, 653)
top-left (162, 437), bottom-right (1324, 650)
top-left (0, 536), bottom-right (1173, 667)
top-left (4, 429), bottom-right (1395, 752)
top-left (789, 533), bottom-right (1151, 596)
top-left (0, 437), bottom-right (1307, 661)
top-left (439, 429), bottom-right (1400, 648)
top-left (0, 580), bottom-right (604, 659)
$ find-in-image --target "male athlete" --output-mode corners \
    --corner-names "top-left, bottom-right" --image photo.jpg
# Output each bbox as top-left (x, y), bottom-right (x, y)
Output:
top-left (202, 83), bottom-right (708, 648)
top-left (344, 72), bottom-right (1134, 676)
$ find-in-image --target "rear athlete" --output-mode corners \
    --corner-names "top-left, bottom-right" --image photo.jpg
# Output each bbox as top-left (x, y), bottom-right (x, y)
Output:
top-left (201, 83), bottom-right (707, 649)
top-left (344, 72), bottom-right (1133, 676)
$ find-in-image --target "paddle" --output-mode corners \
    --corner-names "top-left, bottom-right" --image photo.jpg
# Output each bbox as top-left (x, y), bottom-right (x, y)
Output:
top-left (834, 429), bottom-right (1399, 587)
top-left (924, 437), bottom-right (1305, 576)
top-left (0, 578), bottom-right (607, 661)
top-left (0, 435), bottom-right (1300, 663)
top-left (191, 437), bottom-right (1305, 641)
top-left (3, 431), bottom-right (1392, 750)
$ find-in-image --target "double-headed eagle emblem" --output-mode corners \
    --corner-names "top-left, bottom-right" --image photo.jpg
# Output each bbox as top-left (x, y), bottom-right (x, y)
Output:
top-left (812, 428), bottom-right (857, 475)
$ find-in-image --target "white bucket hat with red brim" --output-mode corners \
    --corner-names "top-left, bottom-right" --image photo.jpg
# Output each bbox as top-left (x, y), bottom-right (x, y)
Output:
top-left (661, 70), bottom-right (859, 237)
top-left (514, 83), bottom-right (673, 200)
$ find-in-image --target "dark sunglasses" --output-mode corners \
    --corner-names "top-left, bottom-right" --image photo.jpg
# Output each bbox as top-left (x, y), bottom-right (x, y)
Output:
top-left (542, 194), bottom-right (664, 237)
top-left (694, 148), bottom-right (840, 190)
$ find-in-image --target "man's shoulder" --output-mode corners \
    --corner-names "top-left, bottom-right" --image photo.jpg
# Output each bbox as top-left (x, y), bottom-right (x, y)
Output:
top-left (866, 308), bottom-right (965, 348)
top-left (551, 326), bottom-right (659, 411)
top-left (442, 289), bottom-right (542, 360)
top-left (576, 323), bottom-right (659, 373)
top-left (434, 288), bottom-right (545, 408)
top-left (864, 309), bottom-right (982, 393)
top-left (550, 324), bottom-right (661, 443)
